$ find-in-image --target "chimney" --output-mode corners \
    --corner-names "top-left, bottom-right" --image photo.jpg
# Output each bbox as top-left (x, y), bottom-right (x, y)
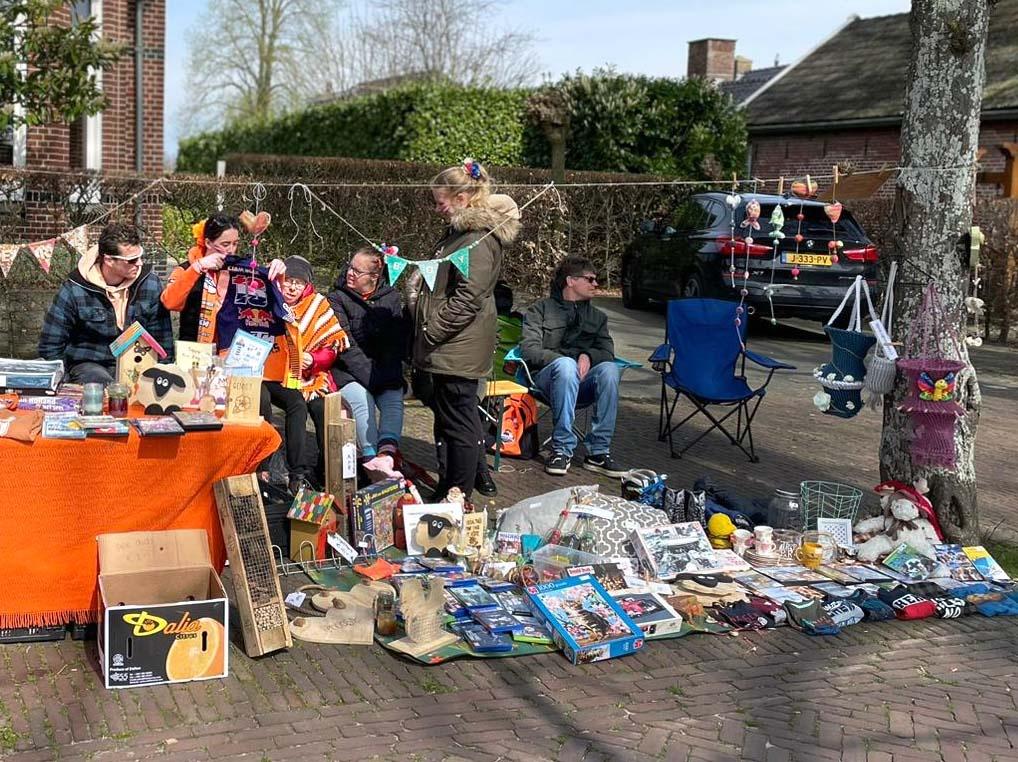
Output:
top-left (734, 55), bottom-right (752, 79)
top-left (687, 38), bottom-right (737, 81)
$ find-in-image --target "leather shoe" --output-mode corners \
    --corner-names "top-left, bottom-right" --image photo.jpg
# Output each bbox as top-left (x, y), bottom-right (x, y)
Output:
top-left (474, 470), bottom-right (498, 497)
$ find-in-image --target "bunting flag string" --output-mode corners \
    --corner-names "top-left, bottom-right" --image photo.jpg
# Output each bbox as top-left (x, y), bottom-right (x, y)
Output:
top-left (0, 244), bottom-right (18, 278)
top-left (28, 239), bottom-right (55, 274)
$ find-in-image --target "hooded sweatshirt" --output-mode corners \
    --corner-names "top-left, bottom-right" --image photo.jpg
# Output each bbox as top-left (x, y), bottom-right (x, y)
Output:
top-left (79, 244), bottom-right (140, 330)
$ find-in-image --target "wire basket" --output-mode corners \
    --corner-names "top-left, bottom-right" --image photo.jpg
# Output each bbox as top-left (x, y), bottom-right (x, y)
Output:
top-left (800, 481), bottom-right (863, 529)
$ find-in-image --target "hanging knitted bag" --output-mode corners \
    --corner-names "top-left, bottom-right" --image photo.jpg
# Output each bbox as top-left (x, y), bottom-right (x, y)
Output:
top-left (897, 284), bottom-right (966, 469)
top-left (813, 275), bottom-right (878, 418)
top-left (865, 261), bottom-right (899, 398)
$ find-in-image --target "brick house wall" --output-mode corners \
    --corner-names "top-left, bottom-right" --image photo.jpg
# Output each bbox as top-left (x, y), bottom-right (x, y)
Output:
top-left (21, 0), bottom-right (165, 242)
top-left (748, 120), bottom-right (1018, 198)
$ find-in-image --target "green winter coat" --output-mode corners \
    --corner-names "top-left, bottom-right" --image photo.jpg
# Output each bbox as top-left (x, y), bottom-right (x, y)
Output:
top-left (521, 295), bottom-right (616, 374)
top-left (411, 196), bottom-right (521, 380)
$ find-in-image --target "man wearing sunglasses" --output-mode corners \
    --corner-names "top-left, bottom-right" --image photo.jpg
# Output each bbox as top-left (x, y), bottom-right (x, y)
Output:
top-left (521, 255), bottom-right (626, 478)
top-left (39, 222), bottom-right (173, 384)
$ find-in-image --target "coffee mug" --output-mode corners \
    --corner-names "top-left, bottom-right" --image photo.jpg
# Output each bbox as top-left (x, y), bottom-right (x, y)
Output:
top-left (731, 529), bottom-right (753, 556)
top-left (794, 541), bottom-right (824, 570)
top-left (755, 540), bottom-right (776, 556)
top-left (754, 525), bottom-right (773, 544)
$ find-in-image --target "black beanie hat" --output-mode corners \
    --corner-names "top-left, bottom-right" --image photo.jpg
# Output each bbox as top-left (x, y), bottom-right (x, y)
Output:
top-left (284, 255), bottom-right (313, 284)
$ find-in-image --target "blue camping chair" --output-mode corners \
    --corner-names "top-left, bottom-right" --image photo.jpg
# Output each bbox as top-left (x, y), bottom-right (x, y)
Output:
top-left (650, 299), bottom-right (795, 462)
top-left (502, 345), bottom-right (641, 450)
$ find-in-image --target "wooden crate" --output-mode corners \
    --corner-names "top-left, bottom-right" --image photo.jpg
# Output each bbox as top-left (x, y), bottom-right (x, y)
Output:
top-left (213, 474), bottom-right (291, 657)
top-left (323, 392), bottom-right (358, 541)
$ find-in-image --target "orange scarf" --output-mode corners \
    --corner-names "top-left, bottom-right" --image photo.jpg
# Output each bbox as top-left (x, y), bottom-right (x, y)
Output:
top-left (291, 292), bottom-right (346, 399)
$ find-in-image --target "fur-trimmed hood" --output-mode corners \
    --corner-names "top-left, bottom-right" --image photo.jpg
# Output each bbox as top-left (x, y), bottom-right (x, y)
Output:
top-left (448, 194), bottom-right (521, 245)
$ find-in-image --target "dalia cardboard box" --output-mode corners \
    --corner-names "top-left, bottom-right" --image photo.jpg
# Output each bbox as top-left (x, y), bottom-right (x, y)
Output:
top-left (97, 529), bottom-right (229, 689)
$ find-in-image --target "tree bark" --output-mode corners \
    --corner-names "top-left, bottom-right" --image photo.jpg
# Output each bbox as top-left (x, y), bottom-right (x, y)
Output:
top-left (879, 0), bottom-right (990, 544)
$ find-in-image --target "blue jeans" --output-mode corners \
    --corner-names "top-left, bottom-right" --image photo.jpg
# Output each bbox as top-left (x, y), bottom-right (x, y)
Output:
top-left (534, 356), bottom-right (620, 457)
top-left (340, 382), bottom-right (404, 457)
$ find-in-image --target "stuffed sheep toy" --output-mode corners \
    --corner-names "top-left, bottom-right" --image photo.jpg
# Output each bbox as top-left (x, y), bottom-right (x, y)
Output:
top-left (853, 479), bottom-right (943, 563)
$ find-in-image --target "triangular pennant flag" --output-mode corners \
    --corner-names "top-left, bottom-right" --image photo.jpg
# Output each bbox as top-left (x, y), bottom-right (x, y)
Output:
top-left (416, 259), bottom-right (441, 291)
top-left (61, 225), bottom-right (89, 256)
top-left (447, 247), bottom-right (470, 278)
top-left (29, 239), bottom-right (55, 274)
top-left (0, 244), bottom-right (18, 278)
top-left (386, 255), bottom-right (410, 286)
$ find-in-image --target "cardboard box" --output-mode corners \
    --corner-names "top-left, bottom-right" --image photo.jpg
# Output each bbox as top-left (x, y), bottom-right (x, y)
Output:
top-left (97, 530), bottom-right (229, 689)
top-left (352, 478), bottom-right (403, 553)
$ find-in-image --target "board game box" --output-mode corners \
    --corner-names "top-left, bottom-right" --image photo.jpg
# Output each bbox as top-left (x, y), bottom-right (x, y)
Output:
top-left (351, 478), bottom-right (402, 553)
top-left (610, 591), bottom-right (683, 638)
top-left (525, 574), bottom-right (643, 664)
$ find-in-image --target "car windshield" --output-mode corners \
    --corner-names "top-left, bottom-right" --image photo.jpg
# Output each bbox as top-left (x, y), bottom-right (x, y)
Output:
top-left (732, 202), bottom-right (868, 242)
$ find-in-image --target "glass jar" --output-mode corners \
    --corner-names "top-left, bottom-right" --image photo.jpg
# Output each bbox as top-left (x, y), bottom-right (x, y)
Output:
top-left (106, 383), bottom-right (130, 418)
top-left (768, 489), bottom-right (802, 531)
top-left (81, 382), bottom-right (105, 416)
top-left (374, 591), bottom-right (397, 636)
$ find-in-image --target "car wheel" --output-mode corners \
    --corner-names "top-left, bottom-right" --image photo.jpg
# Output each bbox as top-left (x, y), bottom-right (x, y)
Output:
top-left (682, 272), bottom-right (705, 299)
top-left (622, 279), bottom-right (648, 309)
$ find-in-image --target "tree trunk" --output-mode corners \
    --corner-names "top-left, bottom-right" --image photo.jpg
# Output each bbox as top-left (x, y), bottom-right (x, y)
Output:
top-left (879, 0), bottom-right (990, 544)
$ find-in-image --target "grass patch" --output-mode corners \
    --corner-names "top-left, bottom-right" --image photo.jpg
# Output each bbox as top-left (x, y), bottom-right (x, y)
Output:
top-left (419, 675), bottom-right (452, 695)
top-left (983, 541), bottom-right (1018, 579)
top-left (0, 725), bottom-right (18, 750)
top-left (668, 685), bottom-right (684, 697)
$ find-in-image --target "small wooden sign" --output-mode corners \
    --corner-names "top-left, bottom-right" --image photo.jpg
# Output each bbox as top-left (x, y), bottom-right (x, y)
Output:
top-left (323, 392), bottom-right (357, 539)
top-left (225, 375), bottom-right (262, 425)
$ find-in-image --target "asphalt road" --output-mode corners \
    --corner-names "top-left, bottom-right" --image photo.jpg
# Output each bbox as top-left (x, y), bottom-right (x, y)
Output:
top-left (596, 296), bottom-right (1018, 403)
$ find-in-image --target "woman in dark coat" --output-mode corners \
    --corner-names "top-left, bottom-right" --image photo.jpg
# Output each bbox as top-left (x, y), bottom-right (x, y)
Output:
top-left (326, 247), bottom-right (408, 473)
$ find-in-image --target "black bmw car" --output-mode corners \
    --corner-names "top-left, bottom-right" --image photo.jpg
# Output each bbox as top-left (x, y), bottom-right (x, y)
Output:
top-left (620, 192), bottom-right (880, 321)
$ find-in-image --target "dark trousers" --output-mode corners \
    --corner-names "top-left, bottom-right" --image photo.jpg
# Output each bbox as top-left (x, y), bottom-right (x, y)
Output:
top-left (428, 374), bottom-right (484, 499)
top-left (260, 381), bottom-right (309, 476)
top-left (307, 395), bottom-right (326, 486)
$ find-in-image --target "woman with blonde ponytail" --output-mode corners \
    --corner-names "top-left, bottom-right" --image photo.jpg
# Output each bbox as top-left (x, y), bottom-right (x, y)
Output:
top-left (411, 158), bottom-right (521, 501)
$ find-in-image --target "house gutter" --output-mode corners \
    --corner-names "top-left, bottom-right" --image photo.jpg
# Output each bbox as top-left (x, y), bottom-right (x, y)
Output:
top-left (747, 108), bottom-right (1018, 136)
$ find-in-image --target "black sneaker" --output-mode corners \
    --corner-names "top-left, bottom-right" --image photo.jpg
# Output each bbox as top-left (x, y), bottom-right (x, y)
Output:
top-left (582, 453), bottom-right (627, 478)
top-left (474, 469), bottom-right (498, 497)
top-left (545, 452), bottom-right (571, 475)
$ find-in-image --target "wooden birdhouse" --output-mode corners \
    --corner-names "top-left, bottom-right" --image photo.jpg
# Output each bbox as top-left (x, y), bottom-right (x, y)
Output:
top-left (109, 321), bottom-right (168, 402)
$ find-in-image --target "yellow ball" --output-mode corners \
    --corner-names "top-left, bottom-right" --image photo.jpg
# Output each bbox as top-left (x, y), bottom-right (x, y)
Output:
top-left (707, 513), bottom-right (736, 538)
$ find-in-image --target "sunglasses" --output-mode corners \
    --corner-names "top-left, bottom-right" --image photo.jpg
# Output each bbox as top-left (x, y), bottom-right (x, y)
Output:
top-left (105, 251), bottom-right (144, 263)
top-left (571, 274), bottom-right (598, 284)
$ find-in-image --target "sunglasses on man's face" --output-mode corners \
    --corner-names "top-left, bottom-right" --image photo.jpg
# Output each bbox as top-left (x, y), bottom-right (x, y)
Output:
top-left (106, 252), bottom-right (144, 263)
top-left (571, 274), bottom-right (598, 284)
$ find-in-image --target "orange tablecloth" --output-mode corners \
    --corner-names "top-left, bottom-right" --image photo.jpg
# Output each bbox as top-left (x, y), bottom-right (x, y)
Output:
top-left (0, 420), bottom-right (280, 627)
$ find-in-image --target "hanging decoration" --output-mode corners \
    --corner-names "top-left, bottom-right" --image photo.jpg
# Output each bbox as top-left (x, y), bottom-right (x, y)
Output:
top-left (897, 284), bottom-right (967, 469)
top-left (864, 261), bottom-right (900, 404)
top-left (764, 202), bottom-right (786, 325)
top-left (788, 174), bottom-right (812, 282)
top-left (812, 275), bottom-right (878, 419)
top-left (0, 244), bottom-right (19, 278)
top-left (416, 259), bottom-right (441, 291)
top-left (447, 248), bottom-right (471, 278)
top-left (29, 239), bottom-right (55, 274)
top-left (60, 225), bottom-right (89, 257)
top-left (964, 225), bottom-right (985, 347)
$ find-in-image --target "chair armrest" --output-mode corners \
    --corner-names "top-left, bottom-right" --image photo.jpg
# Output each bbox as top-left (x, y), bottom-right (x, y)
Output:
top-left (649, 344), bottom-right (670, 364)
top-left (743, 348), bottom-right (796, 371)
top-left (615, 357), bottom-right (643, 371)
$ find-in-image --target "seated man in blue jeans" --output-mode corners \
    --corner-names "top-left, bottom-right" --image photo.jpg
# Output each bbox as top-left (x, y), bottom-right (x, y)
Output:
top-left (521, 255), bottom-right (626, 477)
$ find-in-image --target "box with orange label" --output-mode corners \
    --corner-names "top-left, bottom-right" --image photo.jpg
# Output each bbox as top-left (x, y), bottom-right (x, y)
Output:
top-left (97, 529), bottom-right (229, 689)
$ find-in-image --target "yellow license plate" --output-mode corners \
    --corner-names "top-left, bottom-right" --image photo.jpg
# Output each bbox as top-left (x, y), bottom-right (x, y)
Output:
top-left (784, 253), bottom-right (832, 266)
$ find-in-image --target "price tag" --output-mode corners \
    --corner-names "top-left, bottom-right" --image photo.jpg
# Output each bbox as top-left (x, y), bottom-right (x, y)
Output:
top-left (342, 442), bottom-right (357, 478)
top-left (869, 318), bottom-right (898, 360)
top-left (327, 532), bottom-right (358, 564)
top-left (284, 591), bottom-right (306, 609)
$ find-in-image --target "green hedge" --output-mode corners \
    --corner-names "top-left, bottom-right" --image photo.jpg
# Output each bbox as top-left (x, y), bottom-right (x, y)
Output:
top-left (177, 84), bottom-right (530, 174)
top-left (177, 75), bottom-right (747, 178)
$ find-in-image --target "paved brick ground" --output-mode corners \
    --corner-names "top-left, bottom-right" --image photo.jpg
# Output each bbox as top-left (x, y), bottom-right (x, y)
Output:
top-left (3, 300), bottom-right (1017, 761)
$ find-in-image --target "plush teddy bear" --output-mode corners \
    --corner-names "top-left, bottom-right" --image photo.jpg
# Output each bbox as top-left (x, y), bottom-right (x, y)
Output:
top-left (853, 479), bottom-right (941, 563)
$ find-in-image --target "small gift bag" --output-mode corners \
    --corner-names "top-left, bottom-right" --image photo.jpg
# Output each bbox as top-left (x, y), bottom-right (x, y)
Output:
top-left (897, 284), bottom-right (966, 469)
top-left (813, 275), bottom-right (878, 418)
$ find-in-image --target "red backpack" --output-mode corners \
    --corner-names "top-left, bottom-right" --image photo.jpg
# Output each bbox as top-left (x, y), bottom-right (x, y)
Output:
top-left (492, 393), bottom-right (539, 459)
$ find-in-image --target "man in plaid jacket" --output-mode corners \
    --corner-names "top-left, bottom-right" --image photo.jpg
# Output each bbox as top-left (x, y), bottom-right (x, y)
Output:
top-left (38, 223), bottom-right (174, 384)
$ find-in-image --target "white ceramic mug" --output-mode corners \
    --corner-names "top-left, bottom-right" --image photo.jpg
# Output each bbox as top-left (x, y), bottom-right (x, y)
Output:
top-left (731, 529), bottom-right (753, 556)
top-left (754, 525), bottom-right (773, 544)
